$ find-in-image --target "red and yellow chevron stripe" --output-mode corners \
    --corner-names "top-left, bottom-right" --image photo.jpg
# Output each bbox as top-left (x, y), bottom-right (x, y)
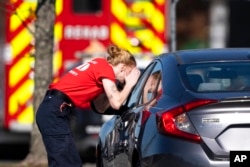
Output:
top-left (5, 0), bottom-right (63, 131)
top-left (110, 0), bottom-right (168, 56)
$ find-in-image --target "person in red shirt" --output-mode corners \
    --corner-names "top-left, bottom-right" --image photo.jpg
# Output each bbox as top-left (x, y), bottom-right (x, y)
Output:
top-left (36, 44), bottom-right (140, 167)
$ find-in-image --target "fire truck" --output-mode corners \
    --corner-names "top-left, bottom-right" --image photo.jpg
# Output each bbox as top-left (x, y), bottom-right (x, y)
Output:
top-left (0, 0), bottom-right (168, 134)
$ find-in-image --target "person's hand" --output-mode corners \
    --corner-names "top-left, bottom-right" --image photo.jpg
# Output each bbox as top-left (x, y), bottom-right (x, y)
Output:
top-left (125, 67), bottom-right (141, 87)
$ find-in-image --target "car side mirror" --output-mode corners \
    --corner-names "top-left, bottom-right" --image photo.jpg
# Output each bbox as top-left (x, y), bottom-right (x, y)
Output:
top-left (101, 106), bottom-right (126, 115)
top-left (91, 101), bottom-right (128, 115)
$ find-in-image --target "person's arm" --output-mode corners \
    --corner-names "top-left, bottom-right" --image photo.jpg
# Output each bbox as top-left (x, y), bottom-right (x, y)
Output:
top-left (91, 93), bottom-right (110, 113)
top-left (103, 68), bottom-right (140, 110)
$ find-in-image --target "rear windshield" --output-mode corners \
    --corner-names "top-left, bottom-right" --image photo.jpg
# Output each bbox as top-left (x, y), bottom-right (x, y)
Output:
top-left (183, 62), bottom-right (250, 92)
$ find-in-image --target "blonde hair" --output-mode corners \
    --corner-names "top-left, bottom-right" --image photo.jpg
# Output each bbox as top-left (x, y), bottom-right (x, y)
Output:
top-left (107, 44), bottom-right (136, 67)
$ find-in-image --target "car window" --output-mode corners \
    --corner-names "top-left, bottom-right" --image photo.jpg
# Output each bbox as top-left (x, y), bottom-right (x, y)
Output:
top-left (127, 61), bottom-right (162, 109)
top-left (139, 70), bottom-right (162, 106)
top-left (127, 62), bottom-right (156, 108)
top-left (183, 62), bottom-right (250, 92)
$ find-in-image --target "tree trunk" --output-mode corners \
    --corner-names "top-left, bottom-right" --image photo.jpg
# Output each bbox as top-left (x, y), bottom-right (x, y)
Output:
top-left (19, 0), bottom-right (55, 166)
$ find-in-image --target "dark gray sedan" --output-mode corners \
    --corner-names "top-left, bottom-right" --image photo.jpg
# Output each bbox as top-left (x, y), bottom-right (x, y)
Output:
top-left (95, 48), bottom-right (250, 167)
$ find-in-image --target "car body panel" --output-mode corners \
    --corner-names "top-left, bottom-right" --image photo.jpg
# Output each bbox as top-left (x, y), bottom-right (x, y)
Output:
top-left (96, 48), bottom-right (250, 167)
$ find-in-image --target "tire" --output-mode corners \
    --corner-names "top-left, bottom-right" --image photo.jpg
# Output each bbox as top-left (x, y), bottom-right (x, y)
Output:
top-left (96, 146), bottom-right (103, 167)
top-left (134, 158), bottom-right (141, 167)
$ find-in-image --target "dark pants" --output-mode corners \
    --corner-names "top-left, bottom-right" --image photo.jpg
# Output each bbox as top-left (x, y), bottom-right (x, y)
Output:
top-left (36, 94), bottom-right (82, 167)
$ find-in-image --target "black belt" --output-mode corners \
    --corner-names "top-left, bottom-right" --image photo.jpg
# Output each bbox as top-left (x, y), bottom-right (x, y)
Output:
top-left (46, 89), bottom-right (74, 107)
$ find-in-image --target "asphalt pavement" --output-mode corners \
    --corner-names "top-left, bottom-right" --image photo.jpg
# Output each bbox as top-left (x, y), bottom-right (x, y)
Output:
top-left (0, 162), bottom-right (95, 167)
top-left (0, 128), bottom-right (95, 167)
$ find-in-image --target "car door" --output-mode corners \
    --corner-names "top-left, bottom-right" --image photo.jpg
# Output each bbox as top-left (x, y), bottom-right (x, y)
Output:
top-left (101, 62), bottom-right (154, 165)
top-left (125, 61), bottom-right (163, 160)
top-left (107, 61), bottom-right (163, 166)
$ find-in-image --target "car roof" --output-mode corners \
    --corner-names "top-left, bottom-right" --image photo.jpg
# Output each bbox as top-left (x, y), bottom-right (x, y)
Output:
top-left (159, 48), bottom-right (250, 64)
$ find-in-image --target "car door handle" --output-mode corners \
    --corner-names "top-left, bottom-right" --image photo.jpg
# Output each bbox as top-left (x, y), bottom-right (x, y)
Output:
top-left (118, 122), bottom-right (124, 131)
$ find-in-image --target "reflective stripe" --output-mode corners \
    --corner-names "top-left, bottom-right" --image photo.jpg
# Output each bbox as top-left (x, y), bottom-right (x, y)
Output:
top-left (111, 0), bottom-right (166, 55)
top-left (6, 0), bottom-right (63, 131)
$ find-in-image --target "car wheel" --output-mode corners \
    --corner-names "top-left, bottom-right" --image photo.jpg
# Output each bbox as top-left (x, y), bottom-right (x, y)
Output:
top-left (134, 158), bottom-right (141, 167)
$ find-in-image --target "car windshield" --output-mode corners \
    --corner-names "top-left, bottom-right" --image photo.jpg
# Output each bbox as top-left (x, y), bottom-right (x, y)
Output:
top-left (183, 62), bottom-right (250, 92)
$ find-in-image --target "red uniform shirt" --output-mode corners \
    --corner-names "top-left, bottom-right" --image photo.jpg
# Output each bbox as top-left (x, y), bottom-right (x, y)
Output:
top-left (49, 58), bottom-right (115, 109)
